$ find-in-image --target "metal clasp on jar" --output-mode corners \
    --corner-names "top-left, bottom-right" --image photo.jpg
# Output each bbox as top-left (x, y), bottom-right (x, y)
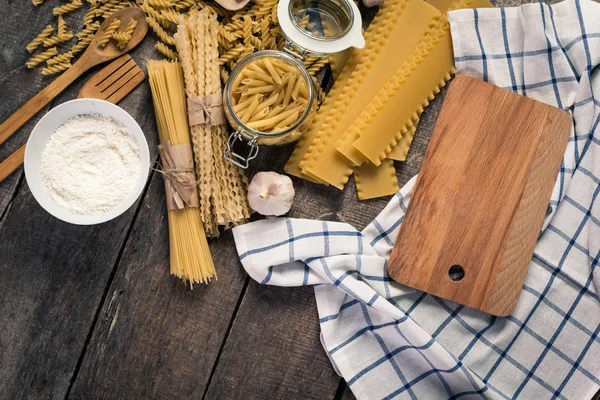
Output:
top-left (282, 41), bottom-right (308, 61)
top-left (224, 128), bottom-right (259, 169)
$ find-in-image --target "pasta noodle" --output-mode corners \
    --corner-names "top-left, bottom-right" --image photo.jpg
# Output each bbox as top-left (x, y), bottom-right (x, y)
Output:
top-left (41, 62), bottom-right (72, 75)
top-left (42, 32), bottom-right (74, 47)
top-left (147, 60), bottom-right (216, 285)
top-left (26, 47), bottom-right (58, 68)
top-left (32, 0), bottom-right (45, 6)
top-left (26, 25), bottom-right (54, 53)
top-left (155, 41), bottom-right (178, 60)
top-left (57, 16), bottom-right (67, 37)
top-left (231, 57), bottom-right (310, 134)
top-left (98, 18), bottom-right (121, 47)
top-left (174, 9), bottom-right (251, 237)
top-left (47, 51), bottom-right (74, 66)
top-left (112, 19), bottom-right (137, 48)
top-left (146, 15), bottom-right (175, 45)
top-left (53, 0), bottom-right (83, 16)
top-left (146, 0), bottom-right (172, 8)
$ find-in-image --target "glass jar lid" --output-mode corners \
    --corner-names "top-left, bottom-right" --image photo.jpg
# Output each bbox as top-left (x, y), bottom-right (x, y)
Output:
top-left (277, 0), bottom-right (365, 56)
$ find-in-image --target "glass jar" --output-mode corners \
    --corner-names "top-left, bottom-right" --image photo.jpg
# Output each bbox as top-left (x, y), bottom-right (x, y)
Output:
top-left (223, 0), bottom-right (365, 169)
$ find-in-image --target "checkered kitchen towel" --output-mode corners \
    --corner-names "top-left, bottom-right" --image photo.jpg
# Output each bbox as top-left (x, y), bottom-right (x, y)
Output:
top-left (233, 0), bottom-right (600, 398)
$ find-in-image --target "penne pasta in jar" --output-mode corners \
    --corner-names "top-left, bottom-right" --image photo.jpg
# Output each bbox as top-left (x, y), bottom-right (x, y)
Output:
top-left (223, 51), bottom-right (317, 149)
top-left (221, 0), bottom-right (365, 169)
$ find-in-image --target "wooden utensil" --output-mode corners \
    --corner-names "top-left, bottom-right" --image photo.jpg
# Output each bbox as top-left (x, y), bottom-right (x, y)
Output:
top-left (0, 8), bottom-right (147, 147)
top-left (387, 76), bottom-right (572, 316)
top-left (215, 0), bottom-right (250, 10)
top-left (78, 54), bottom-right (145, 101)
top-left (0, 54), bottom-right (145, 183)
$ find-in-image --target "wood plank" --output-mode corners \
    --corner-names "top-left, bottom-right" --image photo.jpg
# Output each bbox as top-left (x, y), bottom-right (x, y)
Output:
top-left (0, 2), bottom-right (60, 216)
top-left (204, 283), bottom-right (341, 400)
top-left (68, 171), bottom-right (248, 398)
top-left (0, 3), bottom-right (160, 397)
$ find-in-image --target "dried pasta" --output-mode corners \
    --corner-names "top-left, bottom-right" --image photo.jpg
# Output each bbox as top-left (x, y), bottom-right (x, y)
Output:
top-left (155, 41), bottom-right (178, 60)
top-left (146, 15), bottom-right (175, 45)
top-left (26, 25), bottom-right (53, 53)
top-left (57, 16), bottom-right (67, 36)
top-left (47, 51), bottom-right (74, 66)
top-left (42, 62), bottom-right (72, 75)
top-left (146, 0), bottom-right (171, 8)
top-left (26, 47), bottom-right (58, 68)
top-left (98, 18), bottom-right (121, 47)
top-left (53, 0), bottom-right (83, 16)
top-left (231, 57), bottom-right (311, 134)
top-left (147, 60), bottom-right (216, 285)
top-left (42, 31), bottom-right (74, 47)
top-left (175, 9), bottom-right (251, 237)
top-left (32, 0), bottom-right (45, 6)
top-left (112, 19), bottom-right (137, 48)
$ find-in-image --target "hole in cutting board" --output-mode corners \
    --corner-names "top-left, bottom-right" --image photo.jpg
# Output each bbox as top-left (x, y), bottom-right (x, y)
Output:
top-left (448, 265), bottom-right (465, 282)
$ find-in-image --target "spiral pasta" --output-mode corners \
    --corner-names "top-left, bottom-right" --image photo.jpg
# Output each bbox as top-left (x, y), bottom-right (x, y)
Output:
top-left (26, 25), bottom-right (54, 53)
top-left (98, 18), bottom-right (121, 47)
top-left (42, 32), bottom-right (74, 47)
top-left (146, 15), bottom-right (175, 45)
top-left (41, 62), bottom-right (72, 75)
top-left (155, 41), bottom-right (178, 60)
top-left (71, 32), bottom-right (94, 54)
top-left (146, 0), bottom-right (171, 8)
top-left (53, 0), bottom-right (83, 16)
top-left (112, 19), bottom-right (137, 48)
top-left (26, 47), bottom-right (58, 68)
top-left (47, 51), bottom-right (74, 66)
top-left (77, 21), bottom-right (101, 39)
top-left (32, 0), bottom-right (44, 6)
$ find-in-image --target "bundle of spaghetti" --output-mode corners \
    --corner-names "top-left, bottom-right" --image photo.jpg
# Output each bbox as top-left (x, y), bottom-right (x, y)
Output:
top-left (175, 9), bottom-right (250, 237)
top-left (147, 60), bottom-right (216, 285)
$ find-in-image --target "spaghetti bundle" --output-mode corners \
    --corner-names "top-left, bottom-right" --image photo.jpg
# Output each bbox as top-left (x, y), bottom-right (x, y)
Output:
top-left (175, 9), bottom-right (251, 238)
top-left (147, 60), bottom-right (216, 285)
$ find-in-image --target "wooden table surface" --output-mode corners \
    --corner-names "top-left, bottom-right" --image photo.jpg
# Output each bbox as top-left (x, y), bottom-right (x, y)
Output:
top-left (0, 0), bottom-right (579, 399)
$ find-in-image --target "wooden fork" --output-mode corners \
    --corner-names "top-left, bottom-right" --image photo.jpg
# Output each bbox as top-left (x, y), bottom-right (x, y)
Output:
top-left (0, 55), bottom-right (145, 183)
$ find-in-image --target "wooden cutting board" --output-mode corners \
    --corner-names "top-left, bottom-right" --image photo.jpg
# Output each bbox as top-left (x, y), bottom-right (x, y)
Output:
top-left (387, 76), bottom-right (572, 316)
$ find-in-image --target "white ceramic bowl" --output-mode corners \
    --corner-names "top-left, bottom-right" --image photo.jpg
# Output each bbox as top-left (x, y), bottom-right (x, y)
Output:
top-left (24, 98), bottom-right (150, 225)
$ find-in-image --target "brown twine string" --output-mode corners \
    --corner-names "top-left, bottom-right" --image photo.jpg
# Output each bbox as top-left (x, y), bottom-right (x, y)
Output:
top-left (152, 161), bottom-right (200, 187)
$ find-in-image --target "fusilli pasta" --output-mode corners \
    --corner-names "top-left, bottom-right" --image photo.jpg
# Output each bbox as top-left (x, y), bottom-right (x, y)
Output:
top-left (26, 25), bottom-right (54, 53)
top-left (112, 19), bottom-right (137, 48)
top-left (146, 0), bottom-right (171, 8)
top-left (146, 15), bottom-right (175, 45)
top-left (26, 47), bottom-right (58, 68)
top-left (98, 18), bottom-right (121, 47)
top-left (47, 51), bottom-right (74, 66)
top-left (155, 41), bottom-right (177, 59)
top-left (42, 32), bottom-right (74, 47)
top-left (42, 62), bottom-right (72, 75)
top-left (53, 0), bottom-right (83, 16)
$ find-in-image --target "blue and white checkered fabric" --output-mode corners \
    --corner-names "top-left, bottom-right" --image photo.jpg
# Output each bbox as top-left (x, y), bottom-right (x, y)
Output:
top-left (233, 0), bottom-right (600, 398)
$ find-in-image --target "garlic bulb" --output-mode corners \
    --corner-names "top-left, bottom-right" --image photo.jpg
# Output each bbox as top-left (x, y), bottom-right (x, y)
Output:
top-left (248, 171), bottom-right (295, 216)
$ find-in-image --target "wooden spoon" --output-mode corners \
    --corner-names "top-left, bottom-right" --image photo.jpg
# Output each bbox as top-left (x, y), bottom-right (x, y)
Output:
top-left (214, 0), bottom-right (250, 11)
top-left (0, 8), bottom-right (148, 147)
top-left (0, 54), bottom-right (145, 183)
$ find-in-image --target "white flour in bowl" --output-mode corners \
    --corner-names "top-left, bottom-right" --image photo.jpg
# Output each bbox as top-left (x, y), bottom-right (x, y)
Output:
top-left (40, 114), bottom-right (141, 215)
